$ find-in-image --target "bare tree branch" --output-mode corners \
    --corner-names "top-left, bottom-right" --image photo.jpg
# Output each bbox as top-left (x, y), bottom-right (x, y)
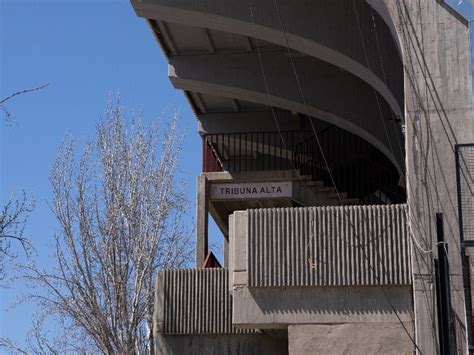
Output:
top-left (8, 97), bottom-right (193, 354)
top-left (0, 192), bottom-right (34, 281)
top-left (0, 84), bottom-right (50, 106)
top-left (0, 83), bottom-right (49, 121)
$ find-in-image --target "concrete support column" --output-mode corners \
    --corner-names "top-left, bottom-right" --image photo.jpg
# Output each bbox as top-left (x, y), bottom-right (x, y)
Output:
top-left (196, 175), bottom-right (209, 267)
top-left (382, 1), bottom-right (473, 353)
top-left (223, 234), bottom-right (229, 267)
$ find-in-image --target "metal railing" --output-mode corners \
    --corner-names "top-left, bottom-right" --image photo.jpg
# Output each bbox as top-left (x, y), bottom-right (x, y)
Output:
top-left (202, 126), bottom-right (405, 203)
top-left (455, 144), bottom-right (474, 349)
top-left (456, 144), bottom-right (474, 243)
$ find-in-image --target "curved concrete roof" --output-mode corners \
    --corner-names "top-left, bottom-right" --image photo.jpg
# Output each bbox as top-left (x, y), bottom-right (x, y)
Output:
top-left (366, 0), bottom-right (403, 57)
top-left (133, 0), bottom-right (404, 120)
top-left (169, 52), bottom-right (405, 172)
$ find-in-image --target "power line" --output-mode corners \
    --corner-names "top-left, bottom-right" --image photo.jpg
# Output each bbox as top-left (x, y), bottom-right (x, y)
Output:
top-left (351, 0), bottom-right (400, 175)
top-left (248, 0), bottom-right (336, 205)
top-left (396, 1), bottom-right (474, 350)
top-left (265, 0), bottom-right (422, 350)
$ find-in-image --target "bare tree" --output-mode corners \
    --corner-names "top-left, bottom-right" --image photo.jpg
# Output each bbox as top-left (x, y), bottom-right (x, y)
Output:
top-left (9, 99), bottom-right (193, 354)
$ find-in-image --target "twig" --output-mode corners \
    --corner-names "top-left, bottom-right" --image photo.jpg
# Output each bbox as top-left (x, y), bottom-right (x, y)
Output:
top-left (0, 83), bottom-right (50, 105)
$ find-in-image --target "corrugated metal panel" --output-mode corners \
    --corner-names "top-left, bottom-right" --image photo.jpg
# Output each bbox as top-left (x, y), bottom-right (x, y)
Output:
top-left (248, 204), bottom-right (411, 287)
top-left (160, 268), bottom-right (254, 335)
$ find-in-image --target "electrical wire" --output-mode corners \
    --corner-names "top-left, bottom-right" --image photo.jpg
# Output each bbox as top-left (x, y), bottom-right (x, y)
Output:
top-left (267, 0), bottom-right (422, 350)
top-left (247, 1), bottom-right (401, 258)
top-left (396, 0), bottom-right (474, 350)
top-left (369, 8), bottom-right (406, 171)
top-left (248, 0), bottom-right (345, 206)
top-left (351, 0), bottom-right (400, 175)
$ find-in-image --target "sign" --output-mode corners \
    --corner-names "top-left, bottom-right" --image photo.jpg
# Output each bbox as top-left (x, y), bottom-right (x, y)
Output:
top-left (210, 181), bottom-right (292, 200)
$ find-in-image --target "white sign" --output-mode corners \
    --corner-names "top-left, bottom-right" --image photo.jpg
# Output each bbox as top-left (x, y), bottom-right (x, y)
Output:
top-left (210, 182), bottom-right (292, 200)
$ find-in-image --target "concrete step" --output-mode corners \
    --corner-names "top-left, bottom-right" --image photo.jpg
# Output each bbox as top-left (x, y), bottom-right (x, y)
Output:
top-left (297, 174), bottom-right (313, 181)
top-left (294, 175), bottom-right (359, 207)
top-left (328, 192), bottom-right (347, 200)
top-left (342, 198), bottom-right (360, 205)
top-left (305, 180), bottom-right (324, 188)
top-left (316, 186), bottom-right (336, 193)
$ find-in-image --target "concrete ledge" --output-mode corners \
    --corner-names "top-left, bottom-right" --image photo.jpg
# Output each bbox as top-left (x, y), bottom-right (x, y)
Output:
top-left (233, 285), bottom-right (413, 328)
top-left (203, 170), bottom-right (309, 182)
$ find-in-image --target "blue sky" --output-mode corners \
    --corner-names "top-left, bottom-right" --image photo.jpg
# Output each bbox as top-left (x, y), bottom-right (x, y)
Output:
top-left (0, 0), bottom-right (208, 346)
top-left (0, 0), bottom-right (473, 348)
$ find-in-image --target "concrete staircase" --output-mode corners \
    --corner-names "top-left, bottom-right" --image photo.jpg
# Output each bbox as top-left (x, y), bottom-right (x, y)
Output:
top-left (292, 173), bottom-right (360, 207)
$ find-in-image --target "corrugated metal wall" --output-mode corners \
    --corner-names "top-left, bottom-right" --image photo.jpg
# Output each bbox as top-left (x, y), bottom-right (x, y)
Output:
top-left (160, 268), bottom-right (254, 335)
top-left (248, 204), bottom-right (411, 287)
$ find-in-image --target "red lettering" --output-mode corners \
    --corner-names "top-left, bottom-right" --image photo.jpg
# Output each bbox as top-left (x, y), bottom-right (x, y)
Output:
top-left (225, 188), bottom-right (231, 194)
top-left (252, 187), bottom-right (257, 194)
top-left (260, 187), bottom-right (265, 193)
top-left (276, 186), bottom-right (282, 193)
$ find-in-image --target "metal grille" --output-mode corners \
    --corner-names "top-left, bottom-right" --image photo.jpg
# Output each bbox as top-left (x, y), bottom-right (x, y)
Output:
top-left (456, 144), bottom-right (474, 242)
top-left (455, 144), bottom-right (474, 350)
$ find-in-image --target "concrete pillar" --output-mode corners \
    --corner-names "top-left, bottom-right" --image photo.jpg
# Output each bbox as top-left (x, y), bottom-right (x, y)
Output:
top-left (382, 1), bottom-right (473, 353)
top-left (196, 175), bottom-right (209, 267)
top-left (223, 233), bottom-right (229, 267)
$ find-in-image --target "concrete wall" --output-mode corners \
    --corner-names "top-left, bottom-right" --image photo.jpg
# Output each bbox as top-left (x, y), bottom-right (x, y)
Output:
top-left (381, 1), bottom-right (473, 353)
top-left (230, 205), bottom-right (413, 329)
top-left (246, 205), bottom-right (411, 288)
top-left (154, 269), bottom-right (289, 355)
top-left (231, 205), bottom-right (411, 291)
top-left (155, 268), bottom-right (252, 335)
top-left (288, 323), bottom-right (414, 355)
top-left (156, 333), bottom-right (288, 355)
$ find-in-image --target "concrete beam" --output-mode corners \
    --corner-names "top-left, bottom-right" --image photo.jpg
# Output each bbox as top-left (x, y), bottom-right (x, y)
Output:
top-left (197, 110), bottom-right (300, 135)
top-left (169, 51), bottom-right (405, 173)
top-left (131, 0), bottom-right (404, 120)
top-left (366, 0), bottom-right (403, 57)
top-left (233, 286), bottom-right (413, 328)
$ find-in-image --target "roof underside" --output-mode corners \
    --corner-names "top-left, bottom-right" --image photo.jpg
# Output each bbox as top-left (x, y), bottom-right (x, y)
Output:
top-left (149, 19), bottom-right (302, 115)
